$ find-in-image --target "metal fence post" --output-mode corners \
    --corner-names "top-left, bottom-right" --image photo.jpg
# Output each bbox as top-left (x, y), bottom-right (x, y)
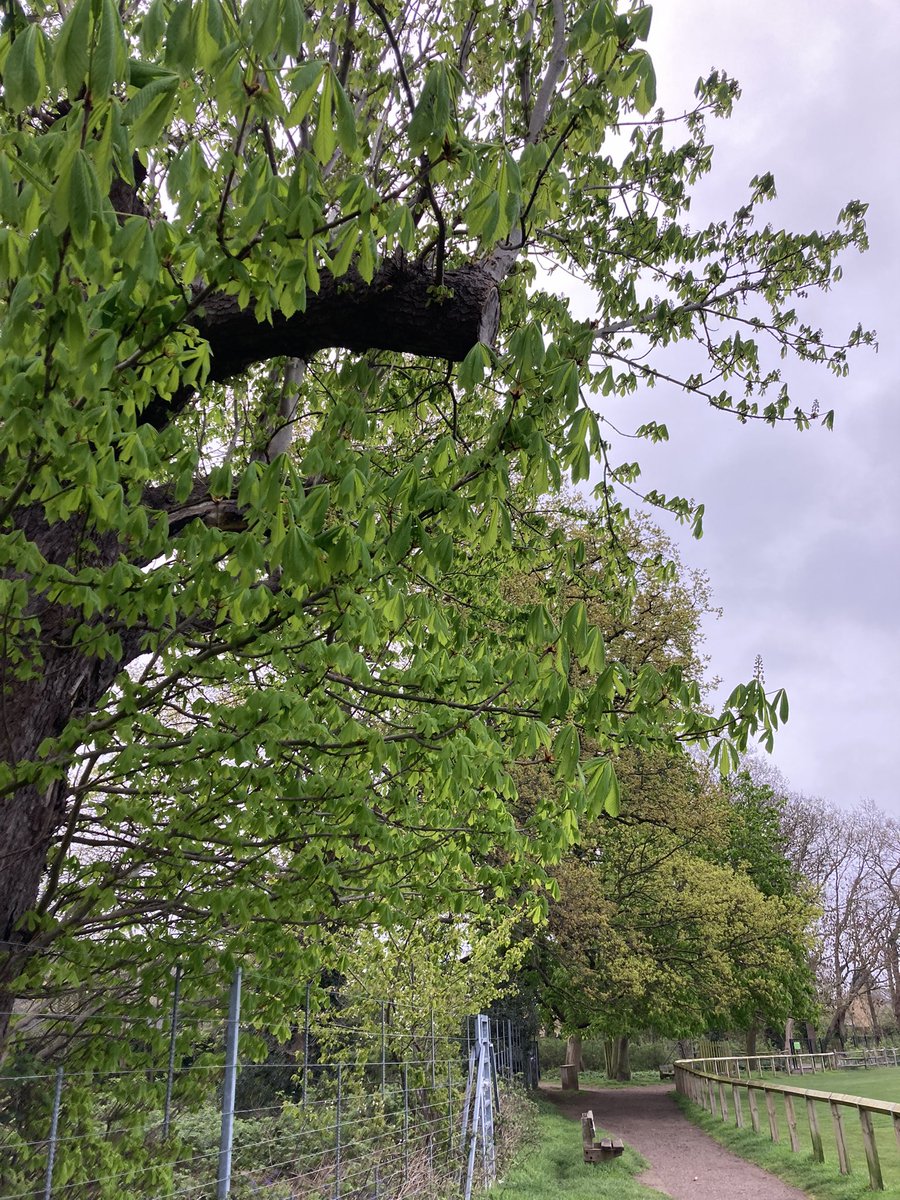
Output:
top-left (381, 1003), bottom-right (386, 1100)
top-left (430, 1007), bottom-right (436, 1089)
top-left (447, 1059), bottom-right (454, 1154)
top-left (217, 966), bottom-right (242, 1200)
top-left (163, 964), bottom-right (182, 1141)
top-left (302, 981), bottom-right (311, 1109)
top-left (43, 1067), bottom-right (63, 1200)
top-left (334, 1062), bottom-right (342, 1200)
top-left (402, 1063), bottom-right (409, 1181)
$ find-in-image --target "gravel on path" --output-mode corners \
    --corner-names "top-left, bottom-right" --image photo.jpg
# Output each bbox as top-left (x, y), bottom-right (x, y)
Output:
top-left (541, 1082), bottom-right (811, 1200)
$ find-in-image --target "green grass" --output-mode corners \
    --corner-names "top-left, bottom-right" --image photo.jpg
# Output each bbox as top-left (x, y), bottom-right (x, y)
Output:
top-left (678, 1065), bottom-right (900, 1200)
top-left (814, 1066), bottom-right (900, 1104)
top-left (494, 1099), bottom-right (667, 1200)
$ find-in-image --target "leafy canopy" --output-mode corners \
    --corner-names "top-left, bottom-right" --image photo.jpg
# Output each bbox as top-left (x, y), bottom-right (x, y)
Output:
top-left (0, 0), bottom-right (868, 1036)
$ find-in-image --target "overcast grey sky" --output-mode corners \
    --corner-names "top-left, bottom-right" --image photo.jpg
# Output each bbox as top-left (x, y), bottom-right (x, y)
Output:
top-left (593, 2), bottom-right (900, 811)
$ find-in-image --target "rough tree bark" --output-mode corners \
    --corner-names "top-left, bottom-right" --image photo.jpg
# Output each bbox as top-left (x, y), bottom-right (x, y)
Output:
top-left (604, 1034), bottom-right (630, 1081)
top-left (565, 1032), bottom-right (585, 1071)
top-left (0, 255), bottom-right (502, 1043)
top-left (745, 1021), bottom-right (758, 1057)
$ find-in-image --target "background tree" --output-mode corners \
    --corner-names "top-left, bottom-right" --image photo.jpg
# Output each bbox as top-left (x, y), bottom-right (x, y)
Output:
top-left (511, 521), bottom-right (815, 1078)
top-left (532, 752), bottom-right (815, 1078)
top-left (0, 0), bottom-right (868, 1047)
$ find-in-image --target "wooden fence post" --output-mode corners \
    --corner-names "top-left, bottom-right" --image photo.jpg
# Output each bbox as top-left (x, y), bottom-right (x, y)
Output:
top-left (830, 1100), bottom-right (850, 1175)
top-left (784, 1094), bottom-right (800, 1153)
top-left (732, 1085), bottom-right (743, 1128)
top-left (859, 1109), bottom-right (884, 1191)
top-left (806, 1096), bottom-right (824, 1162)
top-left (765, 1092), bottom-right (779, 1143)
top-left (748, 1089), bottom-right (760, 1134)
top-left (718, 1082), bottom-right (728, 1121)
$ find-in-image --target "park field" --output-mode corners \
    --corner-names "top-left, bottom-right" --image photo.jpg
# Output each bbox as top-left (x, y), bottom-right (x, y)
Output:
top-left (680, 1065), bottom-right (900, 1200)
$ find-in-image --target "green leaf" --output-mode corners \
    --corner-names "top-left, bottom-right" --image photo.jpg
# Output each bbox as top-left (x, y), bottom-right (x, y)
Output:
top-left (457, 341), bottom-right (491, 390)
top-left (242, 0), bottom-right (282, 59)
top-left (312, 68), bottom-right (335, 164)
top-left (357, 230), bottom-right (375, 283)
top-left (582, 626), bottom-right (606, 674)
top-left (408, 63), bottom-right (454, 156)
top-left (122, 72), bottom-right (180, 147)
top-left (386, 514), bottom-right (414, 562)
top-left (330, 226), bottom-right (358, 277)
top-left (164, 0), bottom-right (195, 74)
top-left (552, 724), bottom-right (580, 778)
top-left (631, 4), bottom-right (653, 41)
top-left (139, 0), bottom-right (167, 54)
top-left (4, 24), bottom-right (45, 110)
top-left (332, 71), bottom-right (358, 156)
top-left (51, 148), bottom-right (100, 243)
top-left (92, 0), bottom-right (127, 96)
top-left (55, 0), bottom-right (91, 96)
top-left (634, 52), bottom-right (657, 114)
top-left (585, 757), bottom-right (620, 816)
top-left (287, 60), bottom-right (326, 126)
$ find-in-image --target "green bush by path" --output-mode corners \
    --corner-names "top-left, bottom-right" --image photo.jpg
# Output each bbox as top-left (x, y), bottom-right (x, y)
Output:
top-left (494, 1099), bottom-right (667, 1200)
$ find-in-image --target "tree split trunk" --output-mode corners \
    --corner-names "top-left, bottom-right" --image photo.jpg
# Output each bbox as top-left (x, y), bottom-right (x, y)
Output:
top-left (604, 1035), bottom-right (630, 1082)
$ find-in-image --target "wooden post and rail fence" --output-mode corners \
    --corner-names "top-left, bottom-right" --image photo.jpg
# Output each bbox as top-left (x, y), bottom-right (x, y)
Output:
top-left (674, 1051), bottom-right (900, 1191)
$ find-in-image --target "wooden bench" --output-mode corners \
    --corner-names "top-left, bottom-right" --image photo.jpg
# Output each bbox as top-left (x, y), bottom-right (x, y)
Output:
top-left (658, 1063), bottom-right (675, 1080)
top-left (581, 1110), bottom-right (624, 1164)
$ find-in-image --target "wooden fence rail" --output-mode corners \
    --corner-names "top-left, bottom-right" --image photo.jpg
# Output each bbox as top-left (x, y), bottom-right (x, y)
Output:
top-left (674, 1052), bottom-right (900, 1192)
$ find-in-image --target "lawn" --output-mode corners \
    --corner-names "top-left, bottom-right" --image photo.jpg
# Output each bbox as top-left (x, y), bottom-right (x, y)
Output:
top-left (494, 1098), bottom-right (666, 1200)
top-left (678, 1065), bottom-right (900, 1200)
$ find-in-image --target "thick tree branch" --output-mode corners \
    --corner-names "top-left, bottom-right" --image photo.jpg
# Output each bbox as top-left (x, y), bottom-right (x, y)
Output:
top-left (143, 259), bottom-right (500, 430)
top-left (527, 0), bottom-right (567, 145)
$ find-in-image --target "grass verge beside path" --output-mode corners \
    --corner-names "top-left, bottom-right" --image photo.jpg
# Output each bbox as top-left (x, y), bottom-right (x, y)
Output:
top-left (494, 1098), bottom-right (667, 1200)
top-left (674, 1094), bottom-right (884, 1200)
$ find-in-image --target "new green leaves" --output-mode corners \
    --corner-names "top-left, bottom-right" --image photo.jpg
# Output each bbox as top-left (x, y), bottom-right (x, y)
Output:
top-left (286, 62), bottom-right (357, 162)
top-left (50, 148), bottom-right (101, 243)
top-left (122, 68), bottom-right (180, 148)
top-left (408, 63), bottom-right (461, 157)
top-left (2, 0), bottom-right (125, 110)
top-left (3, 23), bottom-right (49, 110)
top-left (55, 0), bottom-right (127, 97)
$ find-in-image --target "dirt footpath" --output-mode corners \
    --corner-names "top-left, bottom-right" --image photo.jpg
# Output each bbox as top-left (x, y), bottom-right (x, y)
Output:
top-left (541, 1083), bottom-right (810, 1200)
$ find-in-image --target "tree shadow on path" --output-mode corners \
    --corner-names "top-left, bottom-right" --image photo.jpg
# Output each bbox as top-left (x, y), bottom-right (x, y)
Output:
top-left (540, 1082), bottom-right (811, 1200)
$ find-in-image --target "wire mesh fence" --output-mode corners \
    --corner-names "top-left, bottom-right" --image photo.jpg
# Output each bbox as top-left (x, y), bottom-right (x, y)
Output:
top-left (0, 965), bottom-right (539, 1200)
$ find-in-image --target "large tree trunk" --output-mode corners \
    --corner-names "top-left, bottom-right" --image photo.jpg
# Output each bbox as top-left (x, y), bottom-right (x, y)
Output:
top-left (823, 1004), bottom-right (848, 1049)
top-left (783, 1017), bottom-right (795, 1053)
top-left (0, 510), bottom-right (149, 1044)
top-left (887, 930), bottom-right (900, 1027)
top-left (604, 1035), bottom-right (630, 1082)
top-left (565, 1033), bottom-right (585, 1071)
top-left (745, 1022), bottom-right (758, 1057)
